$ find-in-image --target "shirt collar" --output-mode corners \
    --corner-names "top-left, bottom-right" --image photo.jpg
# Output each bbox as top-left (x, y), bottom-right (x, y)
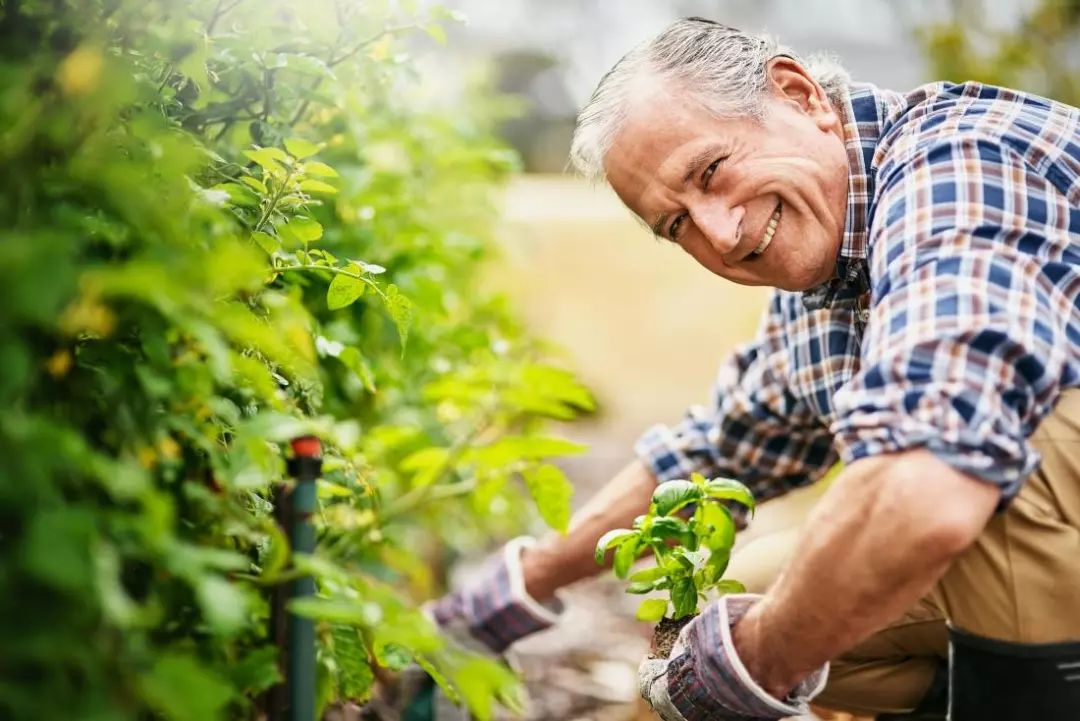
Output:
top-left (802, 83), bottom-right (907, 311)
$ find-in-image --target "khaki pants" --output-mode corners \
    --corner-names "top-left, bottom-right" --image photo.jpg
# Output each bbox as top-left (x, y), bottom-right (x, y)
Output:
top-left (730, 391), bottom-right (1080, 717)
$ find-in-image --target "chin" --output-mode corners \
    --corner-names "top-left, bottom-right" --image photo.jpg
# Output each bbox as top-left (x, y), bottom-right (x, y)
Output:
top-left (776, 263), bottom-right (835, 292)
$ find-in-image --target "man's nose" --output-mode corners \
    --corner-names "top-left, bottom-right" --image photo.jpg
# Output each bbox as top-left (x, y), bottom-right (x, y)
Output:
top-left (691, 201), bottom-right (744, 255)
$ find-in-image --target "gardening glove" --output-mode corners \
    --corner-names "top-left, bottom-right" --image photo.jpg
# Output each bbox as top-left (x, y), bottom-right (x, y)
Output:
top-left (396, 536), bottom-right (564, 720)
top-left (427, 536), bottom-right (565, 654)
top-left (638, 594), bottom-right (828, 721)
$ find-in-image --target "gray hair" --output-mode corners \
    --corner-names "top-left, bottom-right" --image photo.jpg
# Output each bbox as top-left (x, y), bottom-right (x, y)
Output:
top-left (569, 18), bottom-right (851, 181)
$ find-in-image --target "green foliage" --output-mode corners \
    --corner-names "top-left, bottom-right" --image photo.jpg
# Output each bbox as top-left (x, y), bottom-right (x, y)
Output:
top-left (596, 474), bottom-right (755, 621)
top-left (915, 0), bottom-right (1080, 105)
top-left (0, 2), bottom-right (594, 720)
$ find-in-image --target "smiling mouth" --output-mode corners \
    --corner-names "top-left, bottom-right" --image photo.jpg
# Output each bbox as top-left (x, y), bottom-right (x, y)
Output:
top-left (750, 203), bottom-right (782, 257)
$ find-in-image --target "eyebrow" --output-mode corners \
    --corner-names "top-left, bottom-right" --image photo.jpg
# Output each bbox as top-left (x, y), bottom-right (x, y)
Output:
top-left (649, 144), bottom-right (726, 240)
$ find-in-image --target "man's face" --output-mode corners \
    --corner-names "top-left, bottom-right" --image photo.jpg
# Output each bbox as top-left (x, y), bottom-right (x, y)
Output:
top-left (604, 60), bottom-right (849, 291)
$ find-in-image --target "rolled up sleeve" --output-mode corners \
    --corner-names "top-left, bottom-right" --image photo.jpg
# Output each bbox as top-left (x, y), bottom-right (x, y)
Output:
top-left (832, 134), bottom-right (1073, 501)
top-left (636, 291), bottom-right (838, 503)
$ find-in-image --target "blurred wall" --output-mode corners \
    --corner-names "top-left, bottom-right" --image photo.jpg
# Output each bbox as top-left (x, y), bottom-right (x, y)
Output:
top-left (436, 0), bottom-right (941, 171)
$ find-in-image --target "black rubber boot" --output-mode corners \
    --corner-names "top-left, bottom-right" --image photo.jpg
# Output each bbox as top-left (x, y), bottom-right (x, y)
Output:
top-left (949, 626), bottom-right (1080, 721)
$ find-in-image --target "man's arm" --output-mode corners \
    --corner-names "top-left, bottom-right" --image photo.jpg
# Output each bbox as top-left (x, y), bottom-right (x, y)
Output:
top-left (732, 448), bottom-right (999, 698)
top-left (522, 458), bottom-right (657, 601)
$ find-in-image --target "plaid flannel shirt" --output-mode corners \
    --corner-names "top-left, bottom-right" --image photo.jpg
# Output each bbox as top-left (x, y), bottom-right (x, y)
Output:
top-left (636, 81), bottom-right (1080, 504)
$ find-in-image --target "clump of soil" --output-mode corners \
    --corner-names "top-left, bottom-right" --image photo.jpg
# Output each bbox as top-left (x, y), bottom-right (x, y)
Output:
top-left (651, 615), bottom-right (694, 659)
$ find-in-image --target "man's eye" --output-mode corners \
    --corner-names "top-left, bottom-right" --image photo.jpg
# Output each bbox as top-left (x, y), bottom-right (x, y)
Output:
top-left (702, 156), bottom-right (726, 186)
top-left (669, 213), bottom-right (687, 240)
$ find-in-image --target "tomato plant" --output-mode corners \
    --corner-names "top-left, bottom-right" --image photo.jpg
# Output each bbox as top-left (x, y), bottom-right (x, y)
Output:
top-left (0, 2), bottom-right (593, 719)
top-left (595, 474), bottom-right (755, 622)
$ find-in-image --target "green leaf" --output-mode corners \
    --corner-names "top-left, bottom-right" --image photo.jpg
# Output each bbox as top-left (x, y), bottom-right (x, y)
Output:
top-left (196, 576), bottom-right (248, 634)
top-left (648, 516), bottom-right (695, 548)
top-left (279, 216), bottom-right (323, 244)
top-left (251, 230), bottom-right (280, 254)
top-left (704, 478), bottom-right (755, 510)
top-left (594, 528), bottom-right (637, 565)
top-left (303, 161), bottom-right (339, 178)
top-left (327, 268), bottom-right (366, 310)
top-left (613, 537), bottom-right (640, 579)
top-left (285, 137), bottom-right (321, 159)
top-left (139, 653), bottom-right (234, 721)
top-left (374, 642), bottom-right (413, 671)
top-left (20, 507), bottom-right (95, 591)
top-left (670, 577), bottom-right (698, 619)
top-left (299, 178), bottom-right (338, 194)
top-left (243, 147), bottom-right (288, 173)
top-left (383, 283), bottom-right (413, 350)
top-left (469, 436), bottom-right (588, 468)
top-left (652, 480), bottom-right (704, 517)
top-left (703, 548), bottom-right (730, 586)
top-left (289, 598), bottom-right (383, 625)
top-left (701, 502), bottom-right (736, 552)
top-left (331, 625), bottom-right (374, 700)
top-left (715, 579), bottom-right (747, 595)
top-left (226, 646), bottom-right (281, 695)
top-left (636, 598), bottom-right (668, 622)
top-left (628, 566), bottom-right (669, 584)
top-left (400, 446), bottom-right (450, 488)
top-left (240, 175), bottom-right (268, 194)
top-left (626, 581), bottom-right (658, 594)
top-left (521, 464), bottom-right (573, 534)
top-left (210, 182), bottom-right (257, 207)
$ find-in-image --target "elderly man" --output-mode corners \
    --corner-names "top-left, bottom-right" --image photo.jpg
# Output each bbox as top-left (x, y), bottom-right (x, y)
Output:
top-left (419, 17), bottom-right (1080, 721)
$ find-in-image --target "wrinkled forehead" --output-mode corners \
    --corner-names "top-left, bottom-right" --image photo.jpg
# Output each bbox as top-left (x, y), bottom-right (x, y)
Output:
top-left (602, 90), bottom-right (727, 214)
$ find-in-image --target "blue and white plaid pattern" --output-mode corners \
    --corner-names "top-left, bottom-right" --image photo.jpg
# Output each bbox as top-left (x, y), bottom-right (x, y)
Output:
top-left (636, 81), bottom-right (1080, 503)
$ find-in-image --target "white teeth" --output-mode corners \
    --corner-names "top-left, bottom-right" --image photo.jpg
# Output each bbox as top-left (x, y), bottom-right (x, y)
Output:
top-left (752, 204), bottom-right (782, 256)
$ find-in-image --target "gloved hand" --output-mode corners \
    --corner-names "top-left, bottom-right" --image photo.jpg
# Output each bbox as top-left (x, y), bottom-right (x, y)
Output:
top-left (638, 594), bottom-right (828, 721)
top-left (427, 536), bottom-right (564, 653)
top-left (397, 536), bottom-right (564, 720)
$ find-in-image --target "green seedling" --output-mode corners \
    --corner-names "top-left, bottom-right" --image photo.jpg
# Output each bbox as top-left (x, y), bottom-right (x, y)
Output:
top-left (594, 473), bottom-right (755, 622)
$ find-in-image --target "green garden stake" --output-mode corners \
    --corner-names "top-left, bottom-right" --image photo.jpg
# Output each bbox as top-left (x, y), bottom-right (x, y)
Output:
top-left (287, 435), bottom-right (322, 721)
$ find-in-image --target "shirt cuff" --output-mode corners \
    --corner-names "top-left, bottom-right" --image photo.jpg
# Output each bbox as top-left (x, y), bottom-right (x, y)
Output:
top-left (635, 422), bottom-right (714, 485)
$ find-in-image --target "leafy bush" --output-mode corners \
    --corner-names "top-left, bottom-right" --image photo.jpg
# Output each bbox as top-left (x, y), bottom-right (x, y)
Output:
top-left (0, 1), bottom-right (593, 719)
top-left (595, 474), bottom-right (754, 622)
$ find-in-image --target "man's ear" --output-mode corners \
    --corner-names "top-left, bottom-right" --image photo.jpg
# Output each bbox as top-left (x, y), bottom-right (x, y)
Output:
top-left (766, 57), bottom-right (825, 110)
top-left (765, 56), bottom-right (836, 128)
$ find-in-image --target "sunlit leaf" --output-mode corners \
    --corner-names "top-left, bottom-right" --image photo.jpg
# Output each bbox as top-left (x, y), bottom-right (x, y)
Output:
top-left (327, 268), bottom-right (366, 310)
top-left (704, 478), bottom-right (755, 511)
top-left (594, 529), bottom-right (637, 565)
top-left (521, 464), bottom-right (573, 534)
top-left (652, 480), bottom-right (703, 517)
top-left (285, 137), bottom-right (321, 159)
top-left (299, 179), bottom-right (338, 195)
top-left (240, 176), bottom-right (268, 194)
top-left (289, 598), bottom-right (383, 626)
top-left (636, 598), bottom-right (668, 622)
top-left (279, 216), bottom-right (323, 245)
top-left (613, 537), bottom-right (640, 579)
top-left (243, 147), bottom-right (288, 173)
top-left (303, 161), bottom-right (339, 178)
top-left (250, 230), bottom-right (280, 255)
top-left (670, 578), bottom-right (698, 619)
